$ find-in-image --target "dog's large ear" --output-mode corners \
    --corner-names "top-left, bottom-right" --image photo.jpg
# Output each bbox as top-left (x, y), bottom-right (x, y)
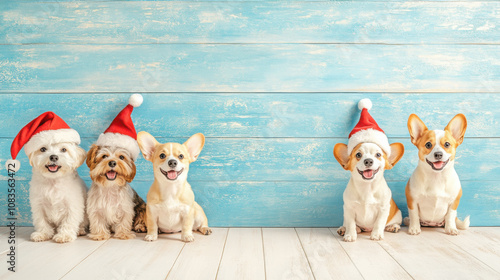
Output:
top-left (333, 143), bottom-right (350, 170)
top-left (386, 143), bottom-right (404, 169)
top-left (445, 114), bottom-right (467, 146)
top-left (75, 146), bottom-right (86, 168)
top-left (86, 144), bottom-right (100, 169)
top-left (408, 114), bottom-right (428, 146)
top-left (184, 133), bottom-right (205, 163)
top-left (137, 131), bottom-right (159, 162)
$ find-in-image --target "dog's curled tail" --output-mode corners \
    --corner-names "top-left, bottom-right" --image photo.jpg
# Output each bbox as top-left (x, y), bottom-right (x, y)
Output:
top-left (456, 216), bottom-right (470, 230)
top-left (403, 217), bottom-right (410, 226)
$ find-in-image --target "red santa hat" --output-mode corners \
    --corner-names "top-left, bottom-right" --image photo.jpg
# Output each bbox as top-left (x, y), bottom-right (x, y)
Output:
top-left (6, 112), bottom-right (81, 172)
top-left (95, 94), bottom-right (143, 160)
top-left (347, 98), bottom-right (391, 156)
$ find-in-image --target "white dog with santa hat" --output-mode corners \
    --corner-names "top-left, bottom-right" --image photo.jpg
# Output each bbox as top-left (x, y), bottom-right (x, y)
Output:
top-left (7, 112), bottom-right (88, 243)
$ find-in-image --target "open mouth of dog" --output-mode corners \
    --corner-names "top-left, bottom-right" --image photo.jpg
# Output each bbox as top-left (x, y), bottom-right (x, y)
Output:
top-left (160, 168), bottom-right (184, 181)
top-left (105, 171), bottom-right (118, 181)
top-left (45, 164), bottom-right (61, 173)
top-left (357, 167), bottom-right (380, 180)
top-left (426, 159), bottom-right (449, 171)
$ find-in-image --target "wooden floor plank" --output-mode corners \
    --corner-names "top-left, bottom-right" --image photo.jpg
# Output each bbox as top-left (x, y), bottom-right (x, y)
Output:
top-left (61, 233), bottom-right (185, 280)
top-left (0, 227), bottom-right (37, 254)
top-left (216, 228), bottom-right (265, 280)
top-left (379, 227), bottom-right (500, 279)
top-left (442, 227), bottom-right (500, 275)
top-left (330, 228), bottom-right (412, 280)
top-left (166, 228), bottom-right (228, 280)
top-left (0, 232), bottom-right (107, 279)
top-left (296, 228), bottom-right (363, 280)
top-left (262, 228), bottom-right (314, 280)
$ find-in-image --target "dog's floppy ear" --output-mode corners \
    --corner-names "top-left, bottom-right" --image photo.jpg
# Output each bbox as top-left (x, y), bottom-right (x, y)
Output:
top-left (184, 133), bottom-right (205, 163)
top-left (445, 114), bottom-right (467, 146)
top-left (408, 114), bottom-right (428, 146)
top-left (75, 146), bottom-right (86, 168)
top-left (137, 131), bottom-right (159, 162)
top-left (125, 161), bottom-right (136, 183)
top-left (385, 143), bottom-right (404, 169)
top-left (333, 143), bottom-right (350, 170)
top-left (86, 144), bottom-right (100, 169)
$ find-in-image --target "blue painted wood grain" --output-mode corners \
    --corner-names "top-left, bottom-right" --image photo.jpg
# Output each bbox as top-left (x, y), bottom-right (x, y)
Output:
top-left (2, 2), bottom-right (499, 44)
top-left (1, 0), bottom-right (499, 227)
top-left (1, 44), bottom-right (499, 92)
top-left (1, 94), bottom-right (499, 138)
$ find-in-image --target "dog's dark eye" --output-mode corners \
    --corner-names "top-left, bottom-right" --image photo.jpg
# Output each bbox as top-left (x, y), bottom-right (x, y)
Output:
top-left (40, 147), bottom-right (47, 152)
top-left (159, 153), bottom-right (166, 159)
top-left (376, 153), bottom-right (381, 158)
top-left (444, 142), bottom-right (451, 148)
top-left (179, 154), bottom-right (184, 160)
top-left (356, 152), bottom-right (362, 159)
top-left (102, 155), bottom-right (107, 159)
top-left (119, 155), bottom-right (125, 160)
top-left (425, 142), bottom-right (432, 149)
top-left (61, 148), bottom-right (67, 153)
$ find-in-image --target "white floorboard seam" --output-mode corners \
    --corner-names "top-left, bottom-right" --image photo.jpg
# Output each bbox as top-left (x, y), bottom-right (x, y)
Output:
top-left (261, 228), bottom-right (267, 280)
top-left (375, 239), bottom-right (415, 280)
top-left (164, 243), bottom-right (187, 280)
top-left (58, 239), bottom-right (111, 280)
top-left (327, 228), bottom-right (366, 280)
top-left (295, 228), bottom-right (317, 280)
top-left (214, 228), bottom-right (230, 280)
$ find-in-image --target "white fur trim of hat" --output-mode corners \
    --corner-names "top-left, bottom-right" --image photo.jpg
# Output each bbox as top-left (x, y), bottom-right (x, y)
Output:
top-left (24, 129), bottom-right (81, 156)
top-left (95, 132), bottom-right (140, 160)
top-left (347, 128), bottom-right (391, 157)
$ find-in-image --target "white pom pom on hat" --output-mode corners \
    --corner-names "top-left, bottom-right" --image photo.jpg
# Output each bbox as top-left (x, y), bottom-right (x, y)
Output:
top-left (358, 98), bottom-right (372, 111)
top-left (129, 94), bottom-right (143, 108)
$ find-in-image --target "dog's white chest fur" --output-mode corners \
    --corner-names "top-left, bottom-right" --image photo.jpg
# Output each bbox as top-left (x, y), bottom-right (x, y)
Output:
top-left (410, 162), bottom-right (461, 224)
top-left (153, 196), bottom-right (190, 233)
top-left (87, 183), bottom-right (134, 225)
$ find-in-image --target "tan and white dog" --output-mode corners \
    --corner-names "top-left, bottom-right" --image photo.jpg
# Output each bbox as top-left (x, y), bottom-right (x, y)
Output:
top-left (334, 142), bottom-right (404, 241)
top-left (137, 132), bottom-right (212, 242)
top-left (406, 114), bottom-right (470, 235)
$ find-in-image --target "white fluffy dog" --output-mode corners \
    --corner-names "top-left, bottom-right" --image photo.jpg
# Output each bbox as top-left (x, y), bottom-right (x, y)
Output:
top-left (28, 135), bottom-right (88, 243)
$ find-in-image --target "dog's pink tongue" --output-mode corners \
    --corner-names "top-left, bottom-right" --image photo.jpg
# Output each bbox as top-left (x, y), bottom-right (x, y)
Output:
top-left (48, 165), bottom-right (59, 172)
top-left (363, 169), bottom-right (374, 178)
top-left (433, 161), bottom-right (444, 169)
top-left (106, 171), bottom-right (117, 180)
top-left (167, 170), bottom-right (177, 180)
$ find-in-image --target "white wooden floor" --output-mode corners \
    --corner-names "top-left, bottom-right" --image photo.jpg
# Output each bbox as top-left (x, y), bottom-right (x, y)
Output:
top-left (1, 227), bottom-right (499, 280)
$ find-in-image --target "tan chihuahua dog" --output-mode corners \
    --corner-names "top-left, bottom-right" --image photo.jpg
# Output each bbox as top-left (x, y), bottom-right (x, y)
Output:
top-left (137, 132), bottom-right (212, 242)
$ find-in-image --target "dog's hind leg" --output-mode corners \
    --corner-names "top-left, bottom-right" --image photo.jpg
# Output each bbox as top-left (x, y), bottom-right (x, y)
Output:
top-left (194, 202), bottom-right (212, 236)
top-left (132, 190), bottom-right (147, 233)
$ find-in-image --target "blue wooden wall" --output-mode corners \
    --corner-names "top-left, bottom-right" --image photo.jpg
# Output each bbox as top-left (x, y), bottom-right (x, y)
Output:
top-left (1, 1), bottom-right (499, 227)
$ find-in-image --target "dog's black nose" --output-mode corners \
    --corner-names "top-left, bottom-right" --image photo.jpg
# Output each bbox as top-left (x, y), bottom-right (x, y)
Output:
top-left (434, 152), bottom-right (443, 160)
top-left (50, 155), bottom-right (58, 162)
top-left (364, 158), bottom-right (373, 167)
top-left (168, 160), bottom-right (177, 168)
top-left (108, 161), bottom-right (117, 168)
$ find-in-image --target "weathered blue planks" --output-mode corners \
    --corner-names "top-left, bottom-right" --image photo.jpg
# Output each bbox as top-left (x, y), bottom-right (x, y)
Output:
top-left (2, 137), bottom-right (498, 183)
top-left (2, 2), bottom-right (499, 44)
top-left (1, 180), bottom-right (495, 227)
top-left (1, 94), bottom-right (499, 138)
top-left (1, 44), bottom-right (499, 92)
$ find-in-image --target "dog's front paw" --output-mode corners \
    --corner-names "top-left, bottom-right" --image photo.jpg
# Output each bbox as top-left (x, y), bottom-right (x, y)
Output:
top-left (88, 233), bottom-right (111, 241)
top-left (385, 224), bottom-right (400, 233)
top-left (343, 233), bottom-right (357, 242)
top-left (144, 234), bottom-right (158, 242)
top-left (445, 227), bottom-right (459, 236)
top-left (199, 227), bottom-right (212, 235)
top-left (134, 223), bottom-right (147, 233)
top-left (370, 232), bottom-right (384, 241)
top-left (114, 231), bottom-right (136, 240)
top-left (337, 226), bottom-right (346, 236)
top-left (181, 233), bottom-right (195, 242)
top-left (31, 231), bottom-right (52, 242)
top-left (408, 226), bottom-right (421, 235)
top-left (53, 233), bottom-right (77, 243)
top-left (78, 227), bottom-right (87, 236)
